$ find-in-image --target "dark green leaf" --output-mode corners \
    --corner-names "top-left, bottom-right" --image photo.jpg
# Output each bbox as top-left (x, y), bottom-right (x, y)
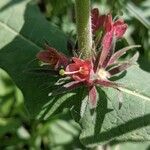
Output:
top-left (0, 0), bottom-right (70, 119)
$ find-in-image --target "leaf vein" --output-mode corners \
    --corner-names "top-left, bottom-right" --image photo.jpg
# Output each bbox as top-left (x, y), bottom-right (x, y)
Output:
top-left (0, 20), bottom-right (41, 50)
top-left (118, 87), bottom-right (150, 102)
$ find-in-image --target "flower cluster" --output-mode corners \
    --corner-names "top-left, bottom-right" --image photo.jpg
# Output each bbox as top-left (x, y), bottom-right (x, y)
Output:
top-left (36, 8), bottom-right (140, 108)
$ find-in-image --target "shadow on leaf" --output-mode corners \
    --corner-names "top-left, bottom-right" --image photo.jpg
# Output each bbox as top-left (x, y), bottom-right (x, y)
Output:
top-left (0, 0), bottom-right (68, 119)
top-left (81, 112), bottom-right (150, 146)
top-left (0, 0), bottom-right (25, 12)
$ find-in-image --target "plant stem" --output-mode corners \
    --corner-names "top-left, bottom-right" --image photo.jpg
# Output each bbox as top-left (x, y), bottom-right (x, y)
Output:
top-left (75, 0), bottom-right (92, 59)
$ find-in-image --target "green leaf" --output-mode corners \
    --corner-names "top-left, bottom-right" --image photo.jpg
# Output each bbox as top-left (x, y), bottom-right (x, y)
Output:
top-left (0, 68), bottom-right (24, 117)
top-left (80, 66), bottom-right (150, 147)
top-left (48, 119), bottom-right (79, 145)
top-left (110, 142), bottom-right (150, 150)
top-left (0, 0), bottom-right (72, 119)
top-left (0, 118), bottom-right (20, 136)
top-left (1, 0), bottom-right (150, 148)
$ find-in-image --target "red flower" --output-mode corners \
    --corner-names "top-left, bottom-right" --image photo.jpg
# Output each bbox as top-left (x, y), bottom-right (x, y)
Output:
top-left (91, 8), bottom-right (107, 33)
top-left (91, 9), bottom-right (128, 68)
top-left (60, 45), bottom-right (140, 108)
top-left (36, 45), bottom-right (68, 69)
top-left (91, 8), bottom-right (128, 38)
top-left (92, 9), bottom-right (128, 69)
top-left (105, 15), bottom-right (128, 38)
top-left (63, 57), bottom-right (92, 82)
top-left (36, 8), bottom-right (140, 109)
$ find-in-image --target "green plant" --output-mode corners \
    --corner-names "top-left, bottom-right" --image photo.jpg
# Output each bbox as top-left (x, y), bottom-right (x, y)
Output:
top-left (0, 0), bottom-right (150, 149)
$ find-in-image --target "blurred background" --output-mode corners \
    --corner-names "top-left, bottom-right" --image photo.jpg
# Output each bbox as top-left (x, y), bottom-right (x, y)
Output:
top-left (0, 0), bottom-right (149, 149)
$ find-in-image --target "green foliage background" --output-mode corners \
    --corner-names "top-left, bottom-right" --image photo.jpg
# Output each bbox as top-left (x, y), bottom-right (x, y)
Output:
top-left (0, 0), bottom-right (149, 149)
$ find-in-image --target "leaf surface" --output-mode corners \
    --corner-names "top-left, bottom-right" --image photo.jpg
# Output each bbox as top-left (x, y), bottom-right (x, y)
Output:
top-left (80, 66), bottom-right (150, 147)
top-left (0, 0), bottom-right (71, 119)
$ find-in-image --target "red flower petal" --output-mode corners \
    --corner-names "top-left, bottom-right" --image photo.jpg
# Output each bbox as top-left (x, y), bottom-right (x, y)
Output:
top-left (91, 8), bottom-right (107, 33)
top-left (66, 63), bottom-right (80, 72)
top-left (65, 58), bottom-right (92, 82)
top-left (107, 45), bottom-right (141, 66)
top-left (63, 80), bottom-right (82, 89)
top-left (95, 79), bottom-right (119, 88)
top-left (36, 46), bottom-right (68, 69)
top-left (113, 19), bottom-right (128, 38)
top-left (72, 57), bottom-right (84, 64)
top-left (88, 86), bottom-right (98, 108)
top-left (91, 8), bottom-right (100, 33)
top-left (99, 30), bottom-right (114, 67)
top-left (36, 48), bottom-right (59, 65)
top-left (113, 19), bottom-right (125, 26)
top-left (104, 14), bottom-right (113, 32)
top-left (108, 52), bottom-right (139, 76)
top-left (114, 24), bottom-right (128, 38)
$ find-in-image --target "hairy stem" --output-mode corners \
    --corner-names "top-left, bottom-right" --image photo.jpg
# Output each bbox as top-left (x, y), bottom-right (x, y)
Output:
top-left (75, 0), bottom-right (92, 59)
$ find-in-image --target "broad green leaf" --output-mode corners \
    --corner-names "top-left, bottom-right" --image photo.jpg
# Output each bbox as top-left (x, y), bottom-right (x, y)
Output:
top-left (1, 0), bottom-right (150, 148)
top-left (47, 119), bottom-right (79, 145)
top-left (0, 0), bottom-right (73, 119)
top-left (111, 142), bottom-right (150, 150)
top-left (80, 66), bottom-right (150, 147)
